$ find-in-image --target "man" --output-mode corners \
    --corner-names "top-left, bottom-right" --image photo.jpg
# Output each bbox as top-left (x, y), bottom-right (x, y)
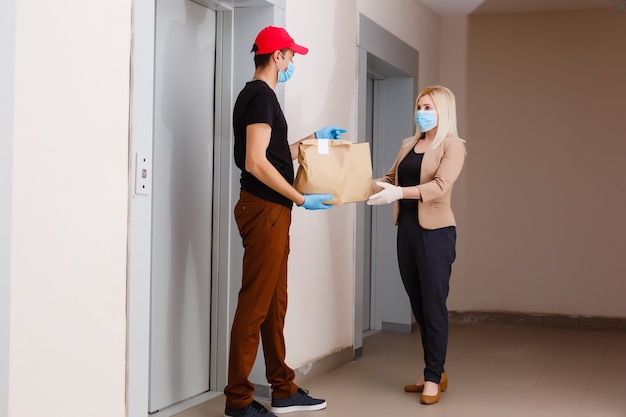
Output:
top-left (225, 25), bottom-right (346, 417)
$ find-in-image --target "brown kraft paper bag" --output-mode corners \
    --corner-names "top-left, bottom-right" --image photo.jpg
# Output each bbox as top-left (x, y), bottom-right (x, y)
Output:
top-left (293, 139), bottom-right (373, 205)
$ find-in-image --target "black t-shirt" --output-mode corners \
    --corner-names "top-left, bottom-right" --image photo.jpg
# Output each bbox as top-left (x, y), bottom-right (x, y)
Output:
top-left (233, 80), bottom-right (293, 208)
top-left (398, 150), bottom-right (423, 213)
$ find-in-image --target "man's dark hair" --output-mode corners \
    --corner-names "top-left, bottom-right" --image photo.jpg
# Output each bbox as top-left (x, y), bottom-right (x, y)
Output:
top-left (252, 46), bottom-right (290, 69)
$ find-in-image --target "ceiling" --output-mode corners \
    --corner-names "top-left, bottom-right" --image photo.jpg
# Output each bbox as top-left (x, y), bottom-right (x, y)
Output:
top-left (419, 0), bottom-right (625, 16)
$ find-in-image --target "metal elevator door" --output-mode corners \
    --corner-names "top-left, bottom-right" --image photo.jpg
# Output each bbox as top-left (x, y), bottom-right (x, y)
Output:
top-left (149, 0), bottom-right (215, 411)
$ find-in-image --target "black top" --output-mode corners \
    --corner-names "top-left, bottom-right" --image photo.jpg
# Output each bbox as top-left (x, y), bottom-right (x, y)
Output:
top-left (398, 149), bottom-right (423, 213)
top-left (233, 80), bottom-right (293, 208)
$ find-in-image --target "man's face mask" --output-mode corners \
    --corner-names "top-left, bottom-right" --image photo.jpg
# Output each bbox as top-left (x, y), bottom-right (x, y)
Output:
top-left (277, 53), bottom-right (294, 83)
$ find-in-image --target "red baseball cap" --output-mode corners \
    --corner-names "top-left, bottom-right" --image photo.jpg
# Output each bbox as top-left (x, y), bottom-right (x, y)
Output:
top-left (253, 26), bottom-right (309, 55)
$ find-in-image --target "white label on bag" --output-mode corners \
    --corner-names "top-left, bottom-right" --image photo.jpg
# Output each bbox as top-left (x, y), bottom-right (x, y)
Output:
top-left (317, 138), bottom-right (330, 154)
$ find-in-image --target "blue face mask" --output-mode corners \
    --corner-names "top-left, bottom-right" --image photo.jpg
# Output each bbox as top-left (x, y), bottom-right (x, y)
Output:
top-left (278, 62), bottom-right (294, 83)
top-left (416, 110), bottom-right (438, 132)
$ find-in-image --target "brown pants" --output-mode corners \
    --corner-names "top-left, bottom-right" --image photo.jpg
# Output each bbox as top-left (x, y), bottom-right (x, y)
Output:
top-left (224, 191), bottom-right (298, 409)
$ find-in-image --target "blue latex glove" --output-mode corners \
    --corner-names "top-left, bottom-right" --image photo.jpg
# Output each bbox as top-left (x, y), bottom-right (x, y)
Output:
top-left (315, 126), bottom-right (347, 139)
top-left (299, 194), bottom-right (333, 210)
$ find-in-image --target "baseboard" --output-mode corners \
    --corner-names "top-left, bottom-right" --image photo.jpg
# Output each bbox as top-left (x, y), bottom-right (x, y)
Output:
top-left (294, 346), bottom-right (354, 386)
top-left (381, 321), bottom-right (416, 333)
top-left (449, 310), bottom-right (626, 332)
top-left (252, 383), bottom-right (271, 400)
top-left (253, 346), bottom-right (354, 400)
top-left (354, 345), bottom-right (363, 359)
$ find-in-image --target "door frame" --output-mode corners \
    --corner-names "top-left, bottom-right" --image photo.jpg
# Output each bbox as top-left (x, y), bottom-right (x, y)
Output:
top-left (354, 14), bottom-right (420, 355)
top-left (127, 1), bottom-right (229, 415)
top-left (0, 0), bottom-right (16, 415)
top-left (127, 1), bottom-right (286, 416)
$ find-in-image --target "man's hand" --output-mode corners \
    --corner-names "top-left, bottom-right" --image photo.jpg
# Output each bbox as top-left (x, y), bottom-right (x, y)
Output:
top-left (315, 126), bottom-right (347, 139)
top-left (298, 194), bottom-right (333, 210)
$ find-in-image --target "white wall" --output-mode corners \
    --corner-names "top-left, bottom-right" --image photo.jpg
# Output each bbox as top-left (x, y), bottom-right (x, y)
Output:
top-left (357, 0), bottom-right (442, 90)
top-left (9, 1), bottom-right (131, 416)
top-left (283, 0), bottom-right (359, 368)
top-left (442, 10), bottom-right (626, 318)
top-left (345, 5), bottom-right (626, 321)
top-left (438, 14), bottom-right (471, 316)
top-left (283, 0), bottom-right (443, 367)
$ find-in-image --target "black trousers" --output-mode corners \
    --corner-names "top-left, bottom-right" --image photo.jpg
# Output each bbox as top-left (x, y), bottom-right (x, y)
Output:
top-left (396, 211), bottom-right (456, 384)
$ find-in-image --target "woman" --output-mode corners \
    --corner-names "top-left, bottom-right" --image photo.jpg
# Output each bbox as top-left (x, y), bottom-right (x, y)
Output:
top-left (367, 85), bottom-right (466, 405)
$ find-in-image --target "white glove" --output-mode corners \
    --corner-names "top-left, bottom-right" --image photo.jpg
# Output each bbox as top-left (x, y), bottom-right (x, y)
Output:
top-left (367, 181), bottom-right (403, 205)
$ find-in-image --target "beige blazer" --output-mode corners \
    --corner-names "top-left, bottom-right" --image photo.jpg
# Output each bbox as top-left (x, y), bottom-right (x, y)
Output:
top-left (374, 136), bottom-right (466, 229)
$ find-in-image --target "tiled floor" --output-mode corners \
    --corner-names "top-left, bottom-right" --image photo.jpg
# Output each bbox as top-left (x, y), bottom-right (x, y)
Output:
top-left (176, 324), bottom-right (626, 417)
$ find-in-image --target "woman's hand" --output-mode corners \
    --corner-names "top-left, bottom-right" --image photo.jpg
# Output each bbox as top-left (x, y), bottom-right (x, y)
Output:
top-left (367, 182), bottom-right (403, 205)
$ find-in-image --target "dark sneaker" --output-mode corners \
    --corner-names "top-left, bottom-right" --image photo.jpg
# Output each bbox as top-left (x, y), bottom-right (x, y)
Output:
top-left (270, 388), bottom-right (327, 414)
top-left (225, 400), bottom-right (277, 417)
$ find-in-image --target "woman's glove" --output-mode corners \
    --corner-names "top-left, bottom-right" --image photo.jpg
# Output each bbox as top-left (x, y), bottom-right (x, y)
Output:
top-left (299, 194), bottom-right (333, 210)
top-left (315, 126), bottom-right (347, 139)
top-left (367, 182), bottom-right (403, 205)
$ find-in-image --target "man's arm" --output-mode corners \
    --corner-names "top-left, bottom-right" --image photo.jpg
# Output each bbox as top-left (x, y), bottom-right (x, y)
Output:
top-left (245, 123), bottom-right (306, 205)
top-left (289, 133), bottom-right (315, 160)
top-left (288, 126), bottom-right (348, 160)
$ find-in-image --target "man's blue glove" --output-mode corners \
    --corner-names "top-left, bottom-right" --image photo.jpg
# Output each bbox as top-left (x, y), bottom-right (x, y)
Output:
top-left (299, 194), bottom-right (333, 210)
top-left (315, 126), bottom-right (347, 139)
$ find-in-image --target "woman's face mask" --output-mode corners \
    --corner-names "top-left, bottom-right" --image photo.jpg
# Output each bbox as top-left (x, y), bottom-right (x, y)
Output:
top-left (415, 110), bottom-right (438, 132)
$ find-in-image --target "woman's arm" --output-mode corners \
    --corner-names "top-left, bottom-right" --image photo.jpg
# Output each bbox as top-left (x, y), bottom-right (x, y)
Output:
top-left (416, 139), bottom-right (466, 202)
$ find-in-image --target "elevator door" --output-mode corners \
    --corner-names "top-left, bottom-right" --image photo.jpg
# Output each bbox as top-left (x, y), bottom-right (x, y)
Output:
top-left (149, 0), bottom-right (215, 411)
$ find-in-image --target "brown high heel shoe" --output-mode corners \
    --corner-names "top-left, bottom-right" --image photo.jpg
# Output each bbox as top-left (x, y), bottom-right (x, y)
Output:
top-left (420, 374), bottom-right (448, 405)
top-left (404, 372), bottom-right (447, 393)
top-left (420, 386), bottom-right (440, 405)
top-left (403, 382), bottom-right (424, 393)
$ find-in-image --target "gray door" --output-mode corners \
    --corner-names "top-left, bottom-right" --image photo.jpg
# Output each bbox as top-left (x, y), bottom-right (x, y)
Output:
top-left (149, 0), bottom-right (216, 411)
top-left (370, 76), bottom-right (414, 332)
top-left (356, 16), bottom-right (419, 342)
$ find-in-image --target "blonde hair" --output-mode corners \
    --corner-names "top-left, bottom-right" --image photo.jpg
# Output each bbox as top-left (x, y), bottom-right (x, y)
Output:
top-left (415, 85), bottom-right (464, 149)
